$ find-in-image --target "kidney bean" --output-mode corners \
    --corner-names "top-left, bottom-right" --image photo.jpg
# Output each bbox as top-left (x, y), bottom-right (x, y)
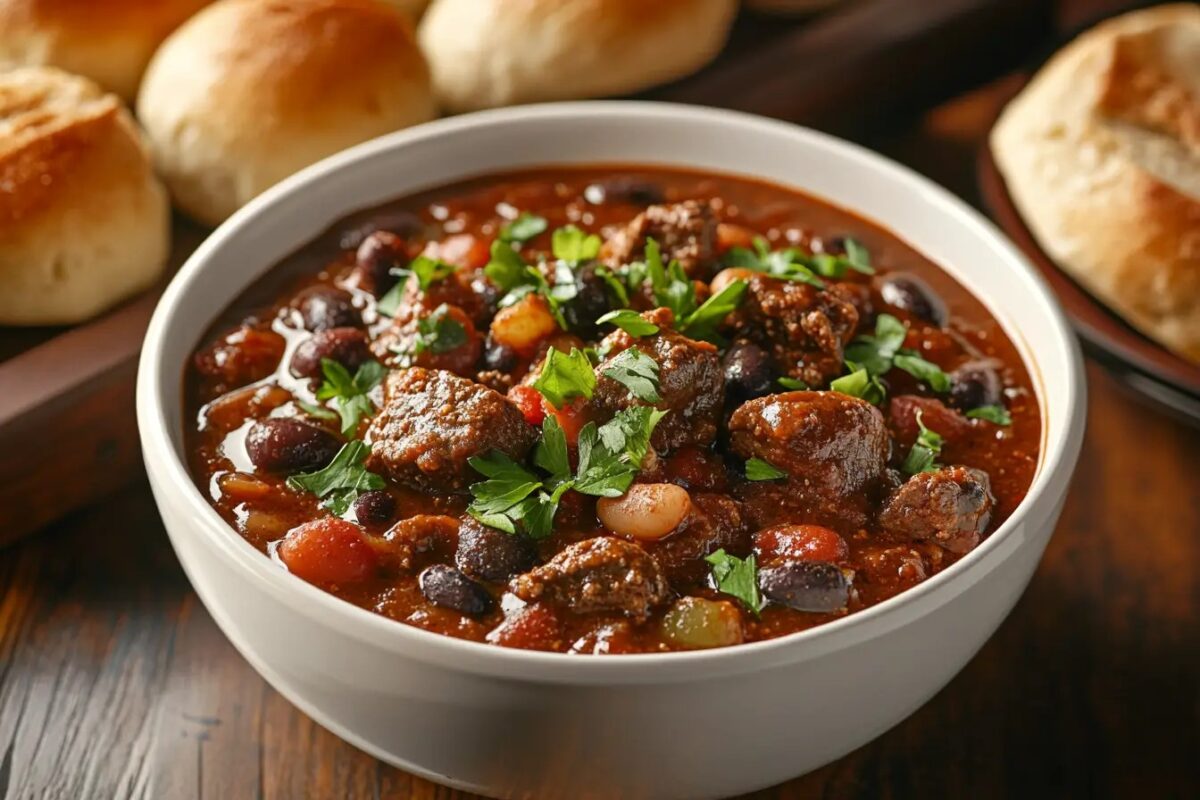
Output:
top-left (292, 286), bottom-right (360, 331)
top-left (560, 264), bottom-right (611, 335)
top-left (759, 562), bottom-right (850, 613)
top-left (483, 334), bottom-right (519, 373)
top-left (194, 325), bottom-right (286, 389)
top-left (288, 327), bottom-right (371, 380)
top-left (277, 519), bottom-right (378, 585)
top-left (722, 340), bottom-right (773, 402)
top-left (338, 210), bottom-right (423, 250)
top-left (456, 519), bottom-right (536, 583)
top-left (352, 490), bottom-right (395, 527)
top-left (583, 177), bottom-right (666, 206)
top-left (878, 273), bottom-right (947, 327)
top-left (419, 565), bottom-right (493, 616)
top-left (949, 360), bottom-right (1004, 411)
top-left (245, 418), bottom-right (340, 473)
top-left (352, 231), bottom-right (407, 296)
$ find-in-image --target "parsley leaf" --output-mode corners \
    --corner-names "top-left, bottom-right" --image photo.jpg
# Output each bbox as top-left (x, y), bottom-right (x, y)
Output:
top-left (830, 361), bottom-right (886, 405)
top-left (601, 348), bottom-right (661, 403)
top-left (574, 408), bottom-right (667, 497)
top-left (484, 240), bottom-right (569, 329)
top-left (532, 347), bottom-right (595, 409)
top-left (484, 240), bottom-right (530, 292)
top-left (596, 309), bottom-right (659, 337)
top-left (412, 304), bottom-right (467, 356)
top-left (297, 400), bottom-right (338, 421)
top-left (900, 410), bottom-right (945, 475)
top-left (499, 212), bottom-right (548, 243)
top-left (287, 440), bottom-right (386, 516)
top-left (645, 238), bottom-right (698, 321)
top-left (966, 404), bottom-right (1012, 426)
top-left (724, 236), bottom-right (826, 289)
top-left (893, 353), bottom-right (951, 392)
top-left (533, 415), bottom-right (571, 481)
top-left (842, 237), bottom-right (874, 274)
top-left (466, 451), bottom-right (543, 534)
top-left (551, 225), bottom-right (602, 263)
top-left (777, 377), bottom-right (809, 391)
top-left (745, 457), bottom-right (786, 481)
top-left (313, 358), bottom-right (386, 435)
top-left (705, 549), bottom-right (765, 616)
top-left (403, 255), bottom-right (456, 292)
top-left (678, 278), bottom-right (747, 341)
top-left (842, 313), bottom-right (949, 397)
top-left (593, 265), bottom-right (630, 307)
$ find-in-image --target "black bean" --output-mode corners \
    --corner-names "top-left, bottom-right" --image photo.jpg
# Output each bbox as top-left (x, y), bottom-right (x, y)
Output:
top-left (584, 177), bottom-right (667, 207)
top-left (289, 327), bottom-right (371, 380)
top-left (560, 264), bottom-right (611, 336)
top-left (352, 490), bottom-right (396, 527)
top-left (949, 360), bottom-right (1004, 411)
top-left (292, 286), bottom-right (360, 331)
top-left (482, 334), bottom-right (519, 373)
top-left (456, 519), bottom-right (536, 583)
top-left (245, 418), bottom-right (340, 473)
top-left (878, 273), bottom-right (947, 327)
top-left (352, 231), bottom-right (407, 296)
top-left (759, 562), bottom-right (850, 613)
top-left (723, 340), bottom-right (774, 401)
top-left (419, 565), bottom-right (493, 616)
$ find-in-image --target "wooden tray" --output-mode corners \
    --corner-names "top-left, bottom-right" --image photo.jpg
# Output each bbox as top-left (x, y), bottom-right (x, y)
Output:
top-left (0, 0), bottom-right (1052, 547)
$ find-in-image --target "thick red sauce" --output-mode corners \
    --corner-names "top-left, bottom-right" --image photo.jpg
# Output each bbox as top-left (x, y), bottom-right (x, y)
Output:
top-left (184, 166), bottom-right (1041, 654)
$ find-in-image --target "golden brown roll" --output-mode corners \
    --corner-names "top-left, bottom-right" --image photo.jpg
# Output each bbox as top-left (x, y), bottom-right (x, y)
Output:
top-left (418, 0), bottom-right (738, 112)
top-left (380, 0), bottom-right (428, 17)
top-left (0, 67), bottom-right (170, 325)
top-left (0, 0), bottom-right (212, 102)
top-left (992, 4), bottom-right (1200, 363)
top-left (138, 0), bottom-right (436, 227)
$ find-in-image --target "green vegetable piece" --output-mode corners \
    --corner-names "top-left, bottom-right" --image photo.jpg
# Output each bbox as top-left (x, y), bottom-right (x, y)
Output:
top-left (499, 212), bottom-right (548, 243)
top-left (705, 549), bottom-right (765, 616)
top-left (596, 309), bottom-right (659, 337)
top-left (745, 457), bottom-right (786, 481)
top-left (286, 440), bottom-right (386, 516)
top-left (601, 348), bottom-right (661, 403)
top-left (532, 347), bottom-right (596, 409)
top-left (900, 410), bottom-right (945, 475)
top-left (551, 225), bottom-right (602, 263)
top-left (966, 404), bottom-right (1012, 426)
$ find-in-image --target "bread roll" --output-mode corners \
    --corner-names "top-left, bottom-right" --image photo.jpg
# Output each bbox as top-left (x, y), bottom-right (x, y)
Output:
top-left (419, 0), bottom-right (738, 112)
top-left (0, 68), bottom-right (170, 325)
top-left (0, 0), bottom-right (212, 102)
top-left (380, 0), bottom-right (428, 17)
top-left (992, 4), bottom-right (1200, 363)
top-left (138, 0), bottom-right (436, 227)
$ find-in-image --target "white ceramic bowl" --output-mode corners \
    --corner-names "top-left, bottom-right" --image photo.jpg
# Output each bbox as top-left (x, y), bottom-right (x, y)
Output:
top-left (137, 102), bottom-right (1085, 800)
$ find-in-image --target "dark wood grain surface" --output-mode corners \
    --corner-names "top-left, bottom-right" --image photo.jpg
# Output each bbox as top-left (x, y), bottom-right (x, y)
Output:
top-left (3, 2), bottom-right (1198, 798)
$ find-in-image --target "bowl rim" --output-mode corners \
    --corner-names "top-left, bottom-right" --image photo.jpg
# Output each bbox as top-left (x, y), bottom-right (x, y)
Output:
top-left (137, 100), bottom-right (1086, 682)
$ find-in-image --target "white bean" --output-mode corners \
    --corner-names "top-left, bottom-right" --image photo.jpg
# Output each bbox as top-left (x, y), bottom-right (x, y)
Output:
top-left (597, 483), bottom-right (692, 541)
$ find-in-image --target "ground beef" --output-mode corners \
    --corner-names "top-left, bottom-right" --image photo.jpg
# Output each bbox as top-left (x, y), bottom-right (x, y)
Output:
top-left (726, 273), bottom-right (859, 387)
top-left (510, 537), bottom-right (670, 621)
top-left (592, 308), bottom-right (723, 452)
top-left (728, 390), bottom-right (889, 495)
top-left (878, 465), bottom-right (995, 554)
top-left (601, 200), bottom-right (719, 279)
top-left (366, 368), bottom-right (536, 490)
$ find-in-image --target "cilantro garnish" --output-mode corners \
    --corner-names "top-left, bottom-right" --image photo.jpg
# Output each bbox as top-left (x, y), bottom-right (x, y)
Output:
top-left (967, 404), bottom-right (1012, 426)
top-left (724, 237), bottom-right (826, 289)
top-left (842, 237), bottom-right (873, 274)
top-left (900, 410), bottom-right (945, 475)
top-left (376, 255), bottom-right (456, 317)
top-left (705, 549), bottom-right (765, 616)
top-left (596, 309), bottom-right (659, 337)
top-left (841, 313), bottom-right (950, 400)
top-left (412, 304), bottom-right (467, 356)
top-left (777, 377), bottom-right (809, 391)
top-left (309, 358), bottom-right (386, 435)
top-left (551, 225), bottom-right (602, 263)
top-left (532, 347), bottom-right (596, 409)
top-left (830, 361), bottom-right (886, 405)
top-left (287, 440), bottom-right (386, 516)
top-left (574, 407), bottom-right (667, 497)
top-left (499, 212), bottom-right (547, 243)
top-left (677, 278), bottom-right (747, 341)
top-left (645, 238), bottom-right (698, 322)
top-left (601, 348), bottom-right (661, 403)
top-left (593, 265), bottom-right (630, 307)
top-left (745, 457), bottom-right (786, 481)
top-left (484, 240), bottom-right (569, 329)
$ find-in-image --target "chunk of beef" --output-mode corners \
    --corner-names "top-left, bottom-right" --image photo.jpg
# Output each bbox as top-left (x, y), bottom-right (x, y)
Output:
top-left (510, 537), bottom-right (669, 621)
top-left (592, 308), bottom-right (723, 452)
top-left (723, 272), bottom-right (859, 387)
top-left (602, 200), bottom-right (719, 279)
top-left (366, 368), bottom-right (535, 490)
top-left (380, 514), bottom-right (460, 571)
top-left (728, 390), bottom-right (889, 495)
top-left (371, 304), bottom-right (482, 378)
top-left (640, 493), bottom-right (750, 586)
top-left (456, 516), bottom-right (537, 583)
top-left (878, 466), bottom-right (995, 554)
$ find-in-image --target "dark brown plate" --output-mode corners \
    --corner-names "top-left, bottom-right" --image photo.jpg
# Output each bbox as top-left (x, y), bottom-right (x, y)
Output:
top-left (977, 91), bottom-right (1200, 425)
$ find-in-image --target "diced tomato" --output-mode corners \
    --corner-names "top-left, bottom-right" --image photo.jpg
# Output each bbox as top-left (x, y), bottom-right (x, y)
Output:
top-left (277, 518), bottom-right (379, 585)
top-left (546, 397), bottom-right (590, 445)
top-left (487, 603), bottom-right (564, 651)
top-left (508, 385), bottom-right (546, 428)
top-left (754, 524), bottom-right (849, 565)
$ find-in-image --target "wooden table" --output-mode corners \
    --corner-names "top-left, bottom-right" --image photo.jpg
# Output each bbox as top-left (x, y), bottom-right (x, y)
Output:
top-left (2, 6), bottom-right (1198, 799)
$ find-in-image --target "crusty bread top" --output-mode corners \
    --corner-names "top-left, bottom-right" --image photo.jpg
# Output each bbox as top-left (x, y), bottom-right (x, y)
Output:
top-left (0, 67), bottom-right (125, 227)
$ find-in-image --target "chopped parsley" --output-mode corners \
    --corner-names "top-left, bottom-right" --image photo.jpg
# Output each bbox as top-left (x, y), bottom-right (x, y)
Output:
top-left (678, 278), bottom-right (747, 341)
top-left (900, 410), bottom-right (945, 475)
top-left (596, 309), bottom-right (659, 337)
top-left (705, 549), bottom-right (765, 616)
top-left (413, 304), bottom-right (467, 355)
top-left (499, 212), bottom-right (548, 243)
top-left (841, 313), bottom-right (950, 400)
top-left (466, 450), bottom-right (549, 537)
top-left (551, 224), bottom-right (602, 263)
top-left (645, 238), bottom-right (698, 322)
top-left (745, 457), bottom-right (787, 481)
top-left (574, 407), bottom-right (667, 497)
top-left (484, 240), bottom-right (569, 329)
top-left (287, 440), bottom-right (386, 516)
top-left (601, 348), bottom-right (661, 403)
top-left (532, 347), bottom-right (596, 409)
top-left (724, 236), bottom-right (825, 289)
top-left (593, 264), bottom-right (630, 307)
top-left (376, 255), bottom-right (456, 316)
top-left (777, 377), bottom-right (809, 391)
top-left (842, 237), bottom-right (873, 273)
top-left (830, 361), bottom-right (886, 405)
top-left (308, 358), bottom-right (386, 435)
top-left (967, 404), bottom-right (1012, 426)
